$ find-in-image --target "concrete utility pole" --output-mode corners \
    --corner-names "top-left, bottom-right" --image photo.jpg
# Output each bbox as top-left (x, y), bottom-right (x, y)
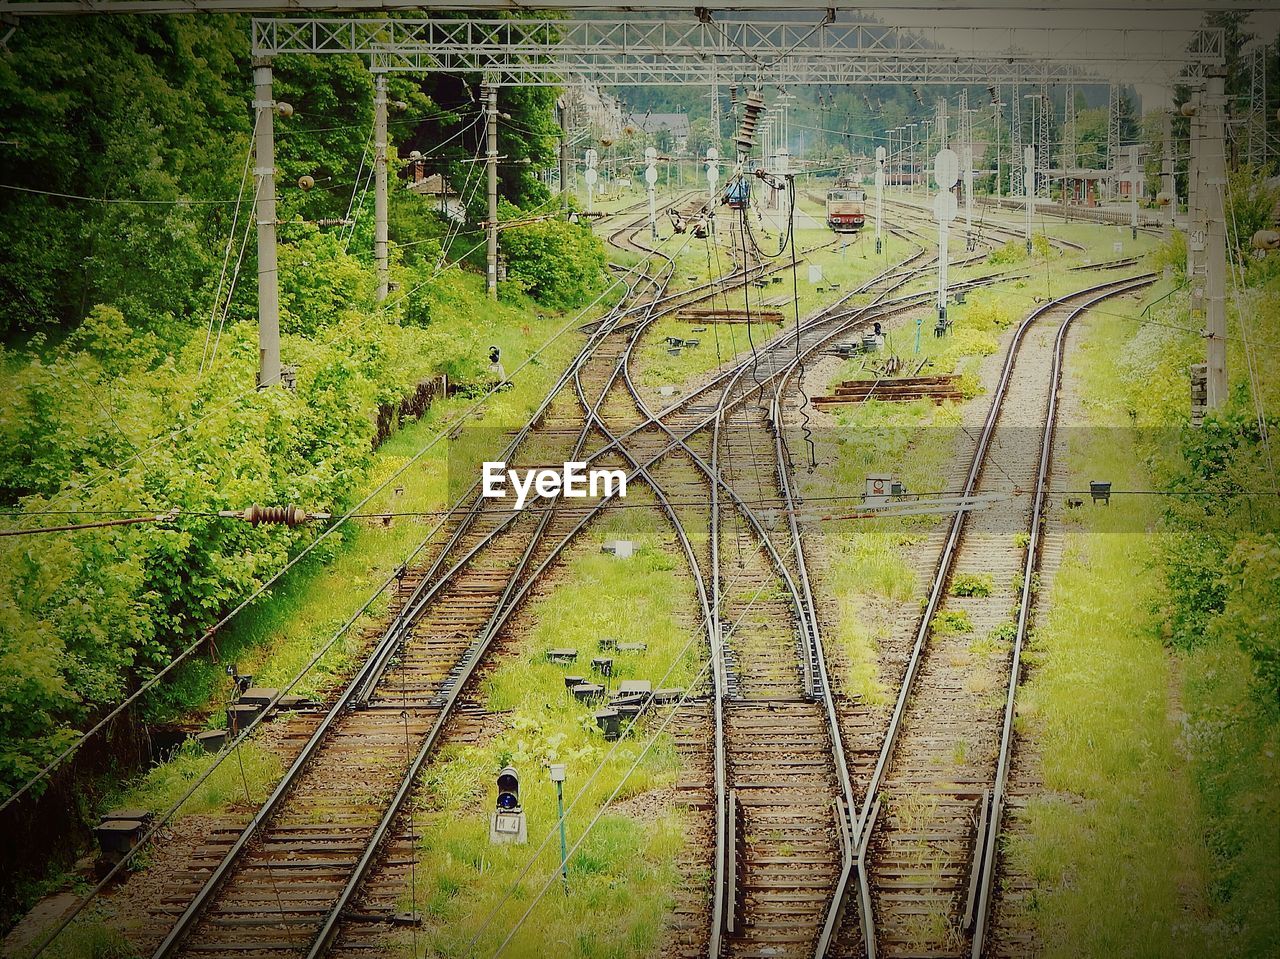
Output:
top-left (253, 57), bottom-right (280, 390)
top-left (1203, 70), bottom-right (1228, 410)
top-left (485, 77), bottom-right (499, 300)
top-left (1161, 108), bottom-right (1176, 233)
top-left (374, 73), bottom-right (389, 302)
top-left (710, 68), bottom-right (721, 145)
top-left (1128, 143), bottom-right (1141, 240)
top-left (1107, 82), bottom-right (1122, 202)
top-left (1185, 93), bottom-right (1204, 305)
top-left (874, 145), bottom-right (885, 254)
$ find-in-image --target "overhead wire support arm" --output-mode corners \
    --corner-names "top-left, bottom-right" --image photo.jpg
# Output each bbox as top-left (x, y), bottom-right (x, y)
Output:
top-left (245, 17), bottom-right (1225, 87)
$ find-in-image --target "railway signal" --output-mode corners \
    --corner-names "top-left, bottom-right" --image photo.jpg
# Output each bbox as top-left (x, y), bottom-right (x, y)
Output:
top-left (490, 766), bottom-right (527, 844)
top-left (645, 146), bottom-right (659, 239)
top-left (874, 145), bottom-right (885, 255)
top-left (933, 147), bottom-right (960, 340)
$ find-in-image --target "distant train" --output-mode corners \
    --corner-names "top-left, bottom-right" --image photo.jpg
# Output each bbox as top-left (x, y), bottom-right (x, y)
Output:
top-left (825, 187), bottom-right (866, 233)
top-left (722, 177), bottom-right (751, 210)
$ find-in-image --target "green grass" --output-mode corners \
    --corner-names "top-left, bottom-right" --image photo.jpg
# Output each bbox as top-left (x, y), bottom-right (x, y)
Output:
top-left (393, 492), bottom-right (700, 957)
top-left (637, 316), bottom-right (785, 388)
top-left (110, 739), bottom-right (283, 819)
top-left (1005, 287), bottom-right (1220, 957)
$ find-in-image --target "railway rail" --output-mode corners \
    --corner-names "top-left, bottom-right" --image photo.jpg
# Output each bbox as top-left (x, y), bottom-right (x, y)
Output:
top-left (33, 192), bottom-right (1153, 959)
top-left (820, 272), bottom-right (1155, 959)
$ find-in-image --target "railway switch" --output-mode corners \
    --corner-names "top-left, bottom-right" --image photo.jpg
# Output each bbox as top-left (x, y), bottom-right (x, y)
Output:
top-left (490, 766), bottom-right (526, 845)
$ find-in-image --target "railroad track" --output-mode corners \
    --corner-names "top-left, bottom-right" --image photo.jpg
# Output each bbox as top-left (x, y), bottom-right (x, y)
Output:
top-left (804, 272), bottom-right (1156, 959)
top-left (120, 202), bottom-right (697, 959)
top-left (114, 192), bottom-right (852, 959)
top-left (46, 189), bottom-right (1150, 959)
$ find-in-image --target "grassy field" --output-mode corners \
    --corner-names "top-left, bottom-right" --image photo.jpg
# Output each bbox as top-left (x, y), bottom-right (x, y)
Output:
top-left (1002, 262), bottom-right (1280, 956)
top-left (1006, 290), bottom-right (1219, 956)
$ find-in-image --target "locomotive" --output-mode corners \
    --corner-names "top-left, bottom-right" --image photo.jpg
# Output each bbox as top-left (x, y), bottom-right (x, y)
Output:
top-left (722, 177), bottom-right (751, 210)
top-left (825, 187), bottom-right (866, 233)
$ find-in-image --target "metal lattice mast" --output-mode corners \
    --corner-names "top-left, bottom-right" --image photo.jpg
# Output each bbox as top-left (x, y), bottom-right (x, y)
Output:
top-left (1107, 81), bottom-right (1122, 199)
top-left (937, 96), bottom-right (949, 150)
top-left (1010, 82), bottom-right (1023, 198)
top-left (1037, 86), bottom-right (1051, 198)
top-left (1062, 82), bottom-right (1076, 173)
top-left (958, 88), bottom-right (974, 239)
top-left (1247, 45), bottom-right (1266, 168)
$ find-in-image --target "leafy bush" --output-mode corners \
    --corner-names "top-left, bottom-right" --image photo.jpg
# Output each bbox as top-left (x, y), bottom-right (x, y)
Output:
top-left (1146, 230), bottom-right (1187, 279)
top-left (988, 620), bottom-right (1019, 645)
top-left (499, 214), bottom-right (607, 309)
top-left (988, 240), bottom-right (1028, 266)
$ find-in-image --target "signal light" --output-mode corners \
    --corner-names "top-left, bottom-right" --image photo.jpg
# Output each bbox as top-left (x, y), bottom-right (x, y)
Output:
top-left (496, 766), bottom-right (520, 810)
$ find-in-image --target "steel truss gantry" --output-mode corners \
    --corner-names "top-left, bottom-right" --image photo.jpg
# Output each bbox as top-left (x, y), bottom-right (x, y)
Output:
top-left (249, 17), bottom-right (1225, 87)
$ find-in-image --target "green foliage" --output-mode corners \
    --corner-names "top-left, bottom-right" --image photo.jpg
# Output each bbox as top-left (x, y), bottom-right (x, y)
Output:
top-left (0, 17), bottom-right (250, 337)
top-left (1216, 535), bottom-right (1280, 701)
top-left (988, 240), bottom-right (1029, 266)
top-left (499, 215), bottom-right (607, 309)
top-left (1161, 413), bottom-right (1280, 702)
top-left (0, 227), bottom-right (550, 794)
top-left (933, 609), bottom-right (974, 635)
top-left (950, 573), bottom-right (994, 597)
top-left (989, 620), bottom-right (1019, 645)
top-left (1226, 166), bottom-right (1280, 263)
top-left (1146, 230), bottom-right (1188, 279)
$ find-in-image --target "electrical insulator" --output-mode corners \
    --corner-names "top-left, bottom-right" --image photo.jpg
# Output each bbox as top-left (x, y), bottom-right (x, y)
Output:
top-left (730, 85), bottom-right (739, 106)
top-left (988, 85), bottom-right (999, 105)
top-left (735, 90), bottom-right (766, 156)
top-left (219, 505), bottom-right (328, 526)
top-left (275, 101), bottom-right (294, 118)
top-left (912, 86), bottom-right (924, 106)
top-left (298, 175), bottom-right (315, 191)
